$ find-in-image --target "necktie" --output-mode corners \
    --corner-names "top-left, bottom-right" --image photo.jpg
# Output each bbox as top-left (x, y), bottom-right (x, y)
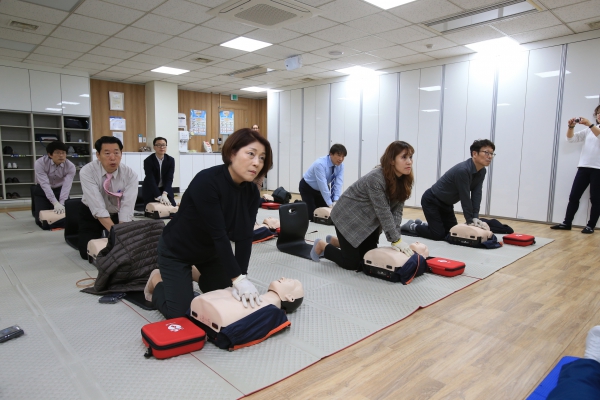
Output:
top-left (103, 173), bottom-right (122, 209)
top-left (330, 166), bottom-right (336, 202)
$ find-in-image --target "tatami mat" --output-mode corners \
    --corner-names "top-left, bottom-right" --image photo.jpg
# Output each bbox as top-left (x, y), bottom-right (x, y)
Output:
top-left (0, 208), bottom-right (552, 398)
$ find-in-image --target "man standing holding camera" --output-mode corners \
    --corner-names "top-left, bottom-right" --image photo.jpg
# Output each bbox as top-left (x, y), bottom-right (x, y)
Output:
top-left (551, 105), bottom-right (600, 234)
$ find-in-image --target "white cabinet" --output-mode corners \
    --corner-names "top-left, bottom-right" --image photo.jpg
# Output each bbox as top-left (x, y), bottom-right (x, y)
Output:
top-left (0, 66), bottom-right (31, 111)
top-left (192, 154), bottom-right (205, 176)
top-left (180, 154), bottom-right (194, 192)
top-left (61, 75), bottom-right (90, 116)
top-left (30, 71), bottom-right (62, 114)
top-left (121, 153), bottom-right (143, 183)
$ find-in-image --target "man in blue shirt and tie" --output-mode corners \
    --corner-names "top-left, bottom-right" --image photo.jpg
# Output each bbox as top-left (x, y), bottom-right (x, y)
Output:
top-left (299, 144), bottom-right (347, 221)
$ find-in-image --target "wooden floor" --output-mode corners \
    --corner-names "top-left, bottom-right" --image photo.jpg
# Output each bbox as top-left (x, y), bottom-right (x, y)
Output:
top-left (246, 207), bottom-right (600, 400)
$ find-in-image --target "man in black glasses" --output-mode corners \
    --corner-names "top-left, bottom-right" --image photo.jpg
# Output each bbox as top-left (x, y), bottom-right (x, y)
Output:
top-left (403, 139), bottom-right (495, 240)
top-left (142, 137), bottom-right (176, 207)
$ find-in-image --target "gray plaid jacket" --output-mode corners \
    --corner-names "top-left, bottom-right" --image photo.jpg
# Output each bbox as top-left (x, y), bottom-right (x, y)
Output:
top-left (330, 167), bottom-right (404, 248)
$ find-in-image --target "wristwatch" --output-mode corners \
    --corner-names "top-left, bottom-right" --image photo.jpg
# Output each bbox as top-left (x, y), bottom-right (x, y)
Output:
top-left (590, 123), bottom-right (596, 129)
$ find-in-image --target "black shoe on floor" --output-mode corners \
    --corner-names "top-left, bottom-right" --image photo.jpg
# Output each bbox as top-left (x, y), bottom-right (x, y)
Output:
top-left (550, 223), bottom-right (571, 230)
top-left (582, 226), bottom-right (594, 234)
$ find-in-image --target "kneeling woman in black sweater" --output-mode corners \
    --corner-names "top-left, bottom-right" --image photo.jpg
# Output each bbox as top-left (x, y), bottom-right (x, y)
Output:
top-left (148, 128), bottom-right (273, 319)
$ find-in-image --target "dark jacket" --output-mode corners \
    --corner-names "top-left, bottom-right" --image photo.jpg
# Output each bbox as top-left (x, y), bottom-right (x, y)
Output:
top-left (142, 153), bottom-right (176, 206)
top-left (82, 220), bottom-right (165, 295)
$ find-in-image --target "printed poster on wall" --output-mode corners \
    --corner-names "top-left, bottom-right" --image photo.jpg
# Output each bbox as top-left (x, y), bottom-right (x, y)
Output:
top-left (190, 110), bottom-right (206, 136)
top-left (219, 110), bottom-right (234, 135)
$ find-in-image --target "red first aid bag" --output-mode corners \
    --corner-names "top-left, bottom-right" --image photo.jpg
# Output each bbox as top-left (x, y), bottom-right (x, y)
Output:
top-left (141, 317), bottom-right (206, 359)
top-left (503, 233), bottom-right (535, 246)
top-left (427, 257), bottom-right (465, 277)
top-left (261, 202), bottom-right (280, 210)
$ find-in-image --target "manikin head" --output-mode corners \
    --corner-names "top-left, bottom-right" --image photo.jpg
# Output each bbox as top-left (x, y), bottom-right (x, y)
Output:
top-left (409, 242), bottom-right (429, 258)
top-left (268, 278), bottom-right (303, 313)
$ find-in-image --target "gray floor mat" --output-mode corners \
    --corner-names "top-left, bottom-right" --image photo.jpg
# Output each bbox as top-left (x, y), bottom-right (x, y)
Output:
top-left (0, 212), bottom-right (552, 397)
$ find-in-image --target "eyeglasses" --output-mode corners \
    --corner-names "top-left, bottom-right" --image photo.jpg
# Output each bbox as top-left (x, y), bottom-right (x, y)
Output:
top-left (480, 150), bottom-right (496, 157)
top-left (155, 144), bottom-right (167, 148)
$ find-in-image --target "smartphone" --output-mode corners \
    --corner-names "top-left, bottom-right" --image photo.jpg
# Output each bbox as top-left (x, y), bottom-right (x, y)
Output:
top-left (0, 325), bottom-right (24, 343)
top-left (99, 292), bottom-right (126, 304)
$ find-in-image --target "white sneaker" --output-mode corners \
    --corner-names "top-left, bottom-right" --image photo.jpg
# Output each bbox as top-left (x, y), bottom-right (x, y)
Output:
top-left (584, 326), bottom-right (600, 362)
top-left (12, 163), bottom-right (17, 169)
top-left (5, 163), bottom-right (11, 169)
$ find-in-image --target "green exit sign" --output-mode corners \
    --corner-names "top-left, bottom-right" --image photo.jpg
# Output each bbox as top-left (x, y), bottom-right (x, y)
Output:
top-left (230, 94), bottom-right (238, 101)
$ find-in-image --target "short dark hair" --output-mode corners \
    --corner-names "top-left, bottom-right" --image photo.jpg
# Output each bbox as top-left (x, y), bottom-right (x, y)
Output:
top-left (470, 139), bottom-right (495, 157)
top-left (594, 105), bottom-right (600, 118)
top-left (222, 128), bottom-right (273, 180)
top-left (46, 140), bottom-right (68, 155)
top-left (153, 137), bottom-right (167, 146)
top-left (95, 136), bottom-right (123, 152)
top-left (329, 144), bottom-right (347, 157)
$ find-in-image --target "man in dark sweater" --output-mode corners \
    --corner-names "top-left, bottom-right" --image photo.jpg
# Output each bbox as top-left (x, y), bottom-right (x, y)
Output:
top-left (405, 139), bottom-right (495, 240)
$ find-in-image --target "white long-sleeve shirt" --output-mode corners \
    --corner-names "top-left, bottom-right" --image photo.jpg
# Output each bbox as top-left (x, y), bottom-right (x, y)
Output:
top-left (567, 127), bottom-right (600, 169)
top-left (34, 156), bottom-right (76, 204)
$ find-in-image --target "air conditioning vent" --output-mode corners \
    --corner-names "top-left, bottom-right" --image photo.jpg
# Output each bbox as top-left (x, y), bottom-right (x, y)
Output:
top-left (9, 20), bottom-right (39, 31)
top-left (588, 20), bottom-right (600, 30)
top-left (229, 66), bottom-right (274, 78)
top-left (301, 77), bottom-right (315, 82)
top-left (208, 0), bottom-right (321, 30)
top-left (191, 57), bottom-right (213, 63)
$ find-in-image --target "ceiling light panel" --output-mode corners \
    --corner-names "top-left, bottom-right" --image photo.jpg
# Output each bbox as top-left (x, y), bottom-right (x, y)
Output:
top-left (151, 66), bottom-right (190, 75)
top-left (535, 70), bottom-right (571, 78)
top-left (363, 0), bottom-right (416, 11)
top-left (221, 37), bottom-right (272, 52)
top-left (335, 66), bottom-right (384, 76)
top-left (241, 87), bottom-right (269, 92)
top-left (465, 37), bottom-right (523, 54)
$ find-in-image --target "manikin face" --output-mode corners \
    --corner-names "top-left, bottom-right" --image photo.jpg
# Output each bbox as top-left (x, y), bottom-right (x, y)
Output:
top-left (330, 152), bottom-right (345, 166)
top-left (391, 149), bottom-right (413, 177)
top-left (472, 146), bottom-right (494, 169)
top-left (48, 150), bottom-right (66, 166)
top-left (268, 277), bottom-right (304, 302)
top-left (410, 242), bottom-right (429, 258)
top-left (154, 140), bottom-right (167, 158)
top-left (96, 143), bottom-right (122, 174)
top-left (228, 141), bottom-right (266, 184)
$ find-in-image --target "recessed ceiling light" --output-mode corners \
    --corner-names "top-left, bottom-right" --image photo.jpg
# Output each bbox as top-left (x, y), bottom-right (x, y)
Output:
top-left (335, 66), bottom-right (384, 76)
top-left (419, 86), bottom-right (441, 91)
top-left (79, 94), bottom-right (90, 97)
top-left (241, 87), bottom-right (269, 92)
top-left (151, 66), bottom-right (190, 75)
top-left (421, 109), bottom-right (439, 112)
top-left (221, 37), bottom-right (272, 52)
top-left (465, 37), bottom-right (523, 55)
top-left (0, 38), bottom-right (36, 52)
top-left (535, 70), bottom-right (571, 78)
top-left (45, 108), bottom-right (62, 111)
top-left (329, 50), bottom-right (344, 56)
top-left (363, 0), bottom-right (415, 9)
top-left (9, 20), bottom-right (39, 31)
top-left (58, 101), bottom-right (79, 105)
top-left (586, 95), bottom-right (600, 99)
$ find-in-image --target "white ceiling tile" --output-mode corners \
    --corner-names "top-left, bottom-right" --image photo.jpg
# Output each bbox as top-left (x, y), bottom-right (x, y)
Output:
top-left (201, 18), bottom-right (256, 35)
top-left (445, 0), bottom-right (502, 10)
top-left (310, 25), bottom-right (369, 43)
top-left (299, 52), bottom-right (330, 64)
top-left (491, 11), bottom-right (563, 35)
top-left (187, 0), bottom-right (233, 8)
top-left (79, 53), bottom-right (124, 65)
top-left (165, 59), bottom-right (215, 70)
top-left (51, 26), bottom-right (108, 45)
top-left (115, 27), bottom-right (172, 45)
top-left (25, 53), bottom-right (69, 65)
top-left (69, 60), bottom-right (109, 70)
top-left (196, 65), bottom-right (232, 74)
top-left (552, 0), bottom-right (600, 23)
top-left (129, 53), bottom-right (175, 65)
top-left (0, 48), bottom-right (30, 59)
top-left (133, 14), bottom-right (194, 35)
top-left (285, 16), bottom-right (338, 34)
top-left (345, 12), bottom-right (411, 34)
top-left (244, 28), bottom-right (303, 44)
top-left (281, 36), bottom-right (333, 52)
top-left (102, 0), bottom-right (167, 11)
top-left (144, 46), bottom-right (191, 59)
top-left (362, 59), bottom-right (400, 70)
top-left (311, 59), bottom-right (354, 70)
top-left (367, 45), bottom-right (416, 59)
top-left (388, 0), bottom-right (464, 24)
top-left (258, 59), bottom-right (285, 69)
top-left (41, 37), bottom-right (95, 53)
top-left (567, 17), bottom-right (600, 33)
top-left (318, 0), bottom-right (381, 23)
top-left (88, 46), bottom-right (138, 59)
top-left (511, 24), bottom-right (574, 43)
top-left (402, 36), bottom-right (457, 52)
top-left (0, 27), bottom-right (45, 45)
top-left (33, 46), bottom-right (82, 59)
top-left (425, 45), bottom-right (473, 59)
top-left (135, 71), bottom-right (179, 79)
top-left (194, 45), bottom-right (247, 59)
top-left (376, 26), bottom-right (437, 45)
top-left (180, 26), bottom-right (237, 44)
top-left (338, 53), bottom-right (381, 65)
top-left (122, 75), bottom-right (152, 83)
top-left (117, 60), bottom-right (157, 70)
top-left (161, 75), bottom-right (199, 83)
top-left (342, 35), bottom-right (396, 51)
top-left (62, 14), bottom-right (125, 36)
top-left (152, 0), bottom-right (212, 24)
top-left (311, 70), bottom-right (347, 78)
top-left (253, 45), bottom-right (301, 59)
top-left (25, 59), bottom-right (69, 68)
top-left (212, 59), bottom-right (255, 70)
top-left (93, 71), bottom-right (133, 80)
top-left (234, 78), bottom-right (262, 86)
top-left (160, 37), bottom-right (212, 52)
top-left (102, 37), bottom-right (154, 52)
top-left (538, 0), bottom-right (583, 8)
top-left (75, 0), bottom-right (145, 25)
top-left (311, 45), bottom-right (361, 58)
top-left (179, 54), bottom-right (225, 66)
top-left (105, 65), bottom-right (146, 75)
top-left (288, 65), bottom-right (326, 74)
top-left (209, 74), bottom-right (242, 82)
top-left (0, 0), bottom-right (69, 24)
top-left (443, 25), bottom-right (504, 45)
top-left (231, 53), bottom-right (278, 65)
top-left (392, 53), bottom-right (435, 65)
top-left (0, 15), bottom-right (56, 36)
top-left (182, 70), bottom-right (216, 79)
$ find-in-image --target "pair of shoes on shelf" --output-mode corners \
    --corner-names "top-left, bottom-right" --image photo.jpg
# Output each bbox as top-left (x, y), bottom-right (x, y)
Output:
top-left (5, 192), bottom-right (21, 199)
top-left (5, 162), bottom-right (17, 169)
top-left (4, 177), bottom-right (20, 183)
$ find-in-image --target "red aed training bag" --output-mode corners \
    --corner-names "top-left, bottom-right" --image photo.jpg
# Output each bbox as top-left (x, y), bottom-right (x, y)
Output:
top-left (503, 233), bottom-right (535, 246)
top-left (141, 317), bottom-right (206, 359)
top-left (427, 257), bottom-right (466, 277)
top-left (261, 202), bottom-right (280, 210)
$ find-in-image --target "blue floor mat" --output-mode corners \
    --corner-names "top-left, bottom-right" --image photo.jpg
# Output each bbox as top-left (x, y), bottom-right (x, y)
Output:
top-left (527, 356), bottom-right (579, 399)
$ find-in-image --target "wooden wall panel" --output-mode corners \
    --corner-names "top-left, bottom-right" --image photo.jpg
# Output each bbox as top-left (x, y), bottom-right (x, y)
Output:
top-left (90, 79), bottom-right (146, 152)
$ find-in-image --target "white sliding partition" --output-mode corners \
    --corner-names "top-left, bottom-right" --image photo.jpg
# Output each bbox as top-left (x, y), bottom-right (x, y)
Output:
top-left (279, 91), bottom-right (291, 190)
top-left (517, 46), bottom-right (563, 221)
top-left (553, 38), bottom-right (600, 227)
top-left (440, 62), bottom-right (469, 175)
top-left (377, 73), bottom-right (399, 166)
top-left (289, 89), bottom-right (303, 193)
top-left (414, 66), bottom-right (443, 206)
top-left (361, 75), bottom-right (380, 176)
top-left (489, 51), bottom-right (529, 218)
top-left (29, 71), bottom-right (62, 114)
top-left (266, 91), bottom-right (279, 190)
top-left (303, 86), bottom-right (317, 175)
top-left (398, 69), bottom-right (421, 206)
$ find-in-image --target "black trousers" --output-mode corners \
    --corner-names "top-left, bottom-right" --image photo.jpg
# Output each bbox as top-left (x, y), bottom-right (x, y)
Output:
top-left (299, 178), bottom-right (328, 221)
top-left (563, 167), bottom-right (600, 228)
top-left (415, 188), bottom-right (458, 241)
top-left (77, 204), bottom-right (119, 259)
top-left (152, 236), bottom-right (232, 320)
top-left (548, 359), bottom-right (600, 400)
top-left (323, 226), bottom-right (380, 271)
top-left (142, 184), bottom-right (176, 207)
top-left (32, 184), bottom-right (64, 228)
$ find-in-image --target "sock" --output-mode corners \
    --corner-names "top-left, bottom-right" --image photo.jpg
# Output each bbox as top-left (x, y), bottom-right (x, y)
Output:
top-left (401, 219), bottom-right (416, 232)
top-left (415, 219), bottom-right (422, 225)
top-left (325, 235), bottom-right (333, 244)
top-left (584, 326), bottom-right (600, 362)
top-left (310, 238), bottom-right (324, 262)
